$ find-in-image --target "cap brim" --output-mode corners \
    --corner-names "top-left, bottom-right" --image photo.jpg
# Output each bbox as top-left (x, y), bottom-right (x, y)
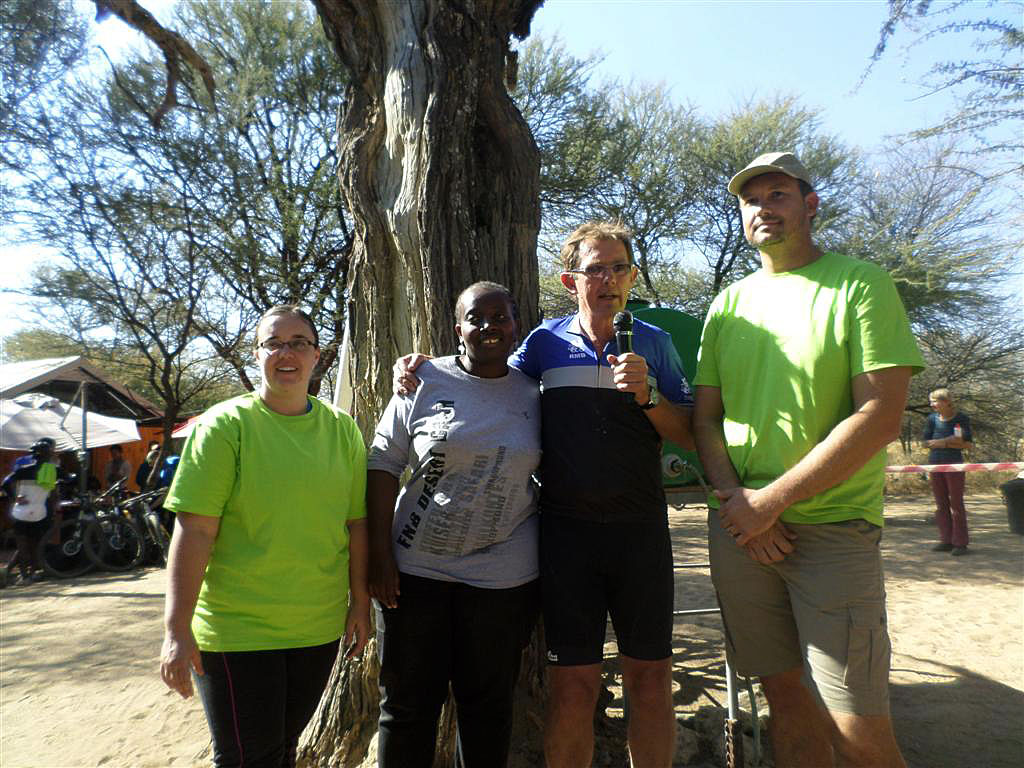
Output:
top-left (727, 164), bottom-right (801, 195)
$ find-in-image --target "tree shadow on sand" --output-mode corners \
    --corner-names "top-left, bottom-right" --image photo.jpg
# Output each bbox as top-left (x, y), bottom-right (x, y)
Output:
top-left (890, 658), bottom-right (1024, 768)
top-left (880, 495), bottom-right (1023, 588)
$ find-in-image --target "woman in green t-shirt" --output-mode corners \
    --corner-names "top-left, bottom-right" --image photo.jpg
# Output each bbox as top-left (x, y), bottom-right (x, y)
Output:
top-left (159, 305), bottom-right (370, 768)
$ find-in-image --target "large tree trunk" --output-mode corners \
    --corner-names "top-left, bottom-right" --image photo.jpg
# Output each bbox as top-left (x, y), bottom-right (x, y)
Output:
top-left (299, 2), bottom-right (543, 766)
top-left (313, 0), bottom-right (542, 425)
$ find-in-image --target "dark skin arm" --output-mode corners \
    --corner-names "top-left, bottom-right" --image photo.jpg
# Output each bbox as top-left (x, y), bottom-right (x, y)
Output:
top-left (926, 436), bottom-right (971, 450)
top-left (366, 470), bottom-right (401, 608)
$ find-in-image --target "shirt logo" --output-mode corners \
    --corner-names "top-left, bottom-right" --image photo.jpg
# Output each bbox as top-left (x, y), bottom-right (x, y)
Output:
top-left (566, 342), bottom-right (589, 360)
top-left (427, 400), bottom-right (455, 441)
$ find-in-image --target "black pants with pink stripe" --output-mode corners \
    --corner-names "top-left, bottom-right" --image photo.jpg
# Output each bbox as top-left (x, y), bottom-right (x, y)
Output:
top-left (194, 639), bottom-right (340, 768)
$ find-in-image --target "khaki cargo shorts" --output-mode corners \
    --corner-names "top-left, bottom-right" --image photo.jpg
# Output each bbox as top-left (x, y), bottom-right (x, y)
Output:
top-left (708, 512), bottom-right (892, 715)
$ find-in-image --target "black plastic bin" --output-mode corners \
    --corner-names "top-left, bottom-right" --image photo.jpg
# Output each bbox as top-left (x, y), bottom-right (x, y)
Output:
top-left (1000, 478), bottom-right (1024, 535)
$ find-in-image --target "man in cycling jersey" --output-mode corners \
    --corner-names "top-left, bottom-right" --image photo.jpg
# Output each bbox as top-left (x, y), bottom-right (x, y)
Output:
top-left (398, 220), bottom-right (694, 768)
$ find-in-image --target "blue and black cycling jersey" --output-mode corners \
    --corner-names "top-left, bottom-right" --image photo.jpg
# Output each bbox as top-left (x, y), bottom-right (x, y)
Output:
top-left (510, 314), bottom-right (692, 523)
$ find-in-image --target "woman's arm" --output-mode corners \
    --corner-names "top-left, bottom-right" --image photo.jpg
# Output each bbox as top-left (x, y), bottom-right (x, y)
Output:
top-left (160, 511), bottom-right (220, 698)
top-left (366, 470), bottom-right (401, 608)
top-left (344, 517), bottom-right (371, 658)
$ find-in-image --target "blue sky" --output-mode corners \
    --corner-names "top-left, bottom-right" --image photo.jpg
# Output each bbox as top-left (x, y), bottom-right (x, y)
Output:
top-left (2, 0), bottom-right (1018, 337)
top-left (529, 0), bottom-right (1006, 155)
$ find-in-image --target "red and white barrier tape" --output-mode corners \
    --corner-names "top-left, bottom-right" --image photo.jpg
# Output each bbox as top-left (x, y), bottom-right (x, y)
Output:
top-left (885, 462), bottom-right (1024, 474)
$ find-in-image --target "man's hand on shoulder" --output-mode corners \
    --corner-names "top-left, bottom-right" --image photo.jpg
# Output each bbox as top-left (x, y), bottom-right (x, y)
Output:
top-left (716, 486), bottom-right (784, 546)
top-left (393, 353), bottom-right (432, 396)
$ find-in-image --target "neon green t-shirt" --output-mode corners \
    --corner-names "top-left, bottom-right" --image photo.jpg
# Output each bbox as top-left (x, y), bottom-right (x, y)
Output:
top-left (694, 251), bottom-right (924, 526)
top-left (164, 393), bottom-right (367, 651)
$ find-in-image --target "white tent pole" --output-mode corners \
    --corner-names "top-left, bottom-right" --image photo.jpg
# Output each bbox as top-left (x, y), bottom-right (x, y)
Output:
top-left (333, 311), bottom-right (354, 416)
top-left (80, 383), bottom-right (89, 495)
top-left (59, 383), bottom-right (82, 435)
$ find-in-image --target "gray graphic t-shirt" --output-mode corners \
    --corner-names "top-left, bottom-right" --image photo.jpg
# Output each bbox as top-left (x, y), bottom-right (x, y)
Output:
top-left (368, 356), bottom-right (541, 588)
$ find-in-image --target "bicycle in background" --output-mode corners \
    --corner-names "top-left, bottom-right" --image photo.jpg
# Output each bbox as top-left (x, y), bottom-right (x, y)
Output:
top-left (37, 478), bottom-right (129, 579)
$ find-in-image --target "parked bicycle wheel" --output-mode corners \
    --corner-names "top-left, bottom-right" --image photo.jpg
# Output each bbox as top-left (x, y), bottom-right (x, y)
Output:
top-left (142, 509), bottom-right (171, 567)
top-left (84, 514), bottom-right (145, 571)
top-left (38, 518), bottom-right (95, 578)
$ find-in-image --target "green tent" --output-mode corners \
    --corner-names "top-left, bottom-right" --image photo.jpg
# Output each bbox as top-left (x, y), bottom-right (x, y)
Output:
top-left (627, 301), bottom-right (706, 499)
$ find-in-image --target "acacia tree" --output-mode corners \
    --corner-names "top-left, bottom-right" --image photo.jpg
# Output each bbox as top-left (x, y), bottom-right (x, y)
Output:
top-left (513, 37), bottom-right (616, 239)
top-left (0, 0), bottom-right (87, 174)
top-left (13, 0), bottom-right (353, 397)
top-left (839, 141), bottom-right (1011, 328)
top-left (26, 201), bottom-right (228, 449)
top-left (685, 97), bottom-right (859, 307)
top-left (838, 142), bottom-right (1024, 455)
top-left (867, 0), bottom-right (1024, 178)
top-left (7, 0), bottom-right (223, 442)
top-left (84, 0), bottom-right (352, 395)
top-left (551, 84), bottom-right (703, 303)
top-left (513, 39), bottom-right (707, 310)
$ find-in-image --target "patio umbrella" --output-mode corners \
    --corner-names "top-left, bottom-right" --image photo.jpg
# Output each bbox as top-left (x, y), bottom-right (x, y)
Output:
top-left (0, 393), bottom-right (141, 451)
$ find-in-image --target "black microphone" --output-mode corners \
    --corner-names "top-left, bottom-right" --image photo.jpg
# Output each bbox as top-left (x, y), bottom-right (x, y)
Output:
top-left (613, 310), bottom-right (633, 354)
top-left (613, 310), bottom-right (635, 403)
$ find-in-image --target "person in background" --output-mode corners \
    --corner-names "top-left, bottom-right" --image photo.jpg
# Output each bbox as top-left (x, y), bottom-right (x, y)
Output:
top-left (924, 388), bottom-right (973, 555)
top-left (159, 304), bottom-right (370, 768)
top-left (368, 282), bottom-right (540, 768)
top-left (2, 438), bottom-right (59, 584)
top-left (157, 451), bottom-right (180, 489)
top-left (135, 441), bottom-right (162, 489)
top-left (104, 444), bottom-right (131, 490)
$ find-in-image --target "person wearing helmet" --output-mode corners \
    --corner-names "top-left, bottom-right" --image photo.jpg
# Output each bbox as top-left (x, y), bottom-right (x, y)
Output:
top-left (2, 438), bottom-right (59, 584)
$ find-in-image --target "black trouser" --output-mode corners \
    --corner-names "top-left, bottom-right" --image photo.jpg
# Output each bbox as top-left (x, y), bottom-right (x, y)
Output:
top-left (193, 639), bottom-right (339, 768)
top-left (376, 573), bottom-right (539, 768)
top-left (13, 517), bottom-right (50, 576)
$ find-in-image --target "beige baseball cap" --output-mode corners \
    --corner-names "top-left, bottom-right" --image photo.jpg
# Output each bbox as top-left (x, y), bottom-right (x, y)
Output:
top-left (728, 151), bottom-right (813, 195)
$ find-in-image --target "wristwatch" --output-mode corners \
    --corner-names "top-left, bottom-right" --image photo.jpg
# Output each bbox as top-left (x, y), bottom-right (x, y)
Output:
top-left (638, 387), bottom-right (659, 410)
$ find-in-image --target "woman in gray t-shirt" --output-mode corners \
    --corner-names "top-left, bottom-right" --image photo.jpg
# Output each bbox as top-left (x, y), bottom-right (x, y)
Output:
top-left (367, 282), bottom-right (540, 768)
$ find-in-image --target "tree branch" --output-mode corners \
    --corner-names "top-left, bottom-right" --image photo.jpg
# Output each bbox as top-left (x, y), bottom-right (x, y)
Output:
top-left (93, 0), bottom-right (216, 127)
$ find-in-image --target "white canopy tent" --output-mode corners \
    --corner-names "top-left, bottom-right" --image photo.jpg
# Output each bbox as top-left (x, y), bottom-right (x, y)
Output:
top-left (0, 393), bottom-right (141, 451)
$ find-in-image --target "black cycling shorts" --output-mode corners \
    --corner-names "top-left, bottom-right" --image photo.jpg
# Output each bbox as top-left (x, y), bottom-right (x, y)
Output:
top-left (540, 513), bottom-right (673, 666)
top-left (13, 517), bottom-right (50, 538)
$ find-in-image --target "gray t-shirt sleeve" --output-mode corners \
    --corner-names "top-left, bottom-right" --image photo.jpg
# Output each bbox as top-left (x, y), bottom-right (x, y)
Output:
top-left (368, 393), bottom-right (415, 477)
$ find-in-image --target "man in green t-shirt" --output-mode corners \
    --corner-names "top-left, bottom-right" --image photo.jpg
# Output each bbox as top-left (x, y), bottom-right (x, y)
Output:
top-left (694, 151), bottom-right (923, 768)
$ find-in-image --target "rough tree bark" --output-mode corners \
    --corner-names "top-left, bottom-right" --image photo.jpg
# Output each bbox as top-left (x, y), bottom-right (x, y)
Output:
top-left (299, 2), bottom-right (544, 766)
top-left (313, 0), bottom-right (542, 425)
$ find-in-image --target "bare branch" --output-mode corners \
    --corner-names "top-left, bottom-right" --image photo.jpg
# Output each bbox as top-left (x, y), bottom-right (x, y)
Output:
top-left (92, 0), bottom-right (216, 127)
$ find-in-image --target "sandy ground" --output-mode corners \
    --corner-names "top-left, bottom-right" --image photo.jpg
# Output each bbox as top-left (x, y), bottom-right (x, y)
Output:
top-left (1, 492), bottom-right (1022, 767)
